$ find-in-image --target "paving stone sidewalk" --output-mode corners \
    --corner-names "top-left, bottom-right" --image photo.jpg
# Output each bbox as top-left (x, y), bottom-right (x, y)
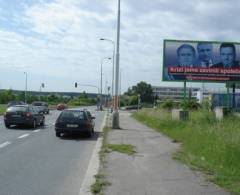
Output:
top-left (104, 111), bottom-right (230, 195)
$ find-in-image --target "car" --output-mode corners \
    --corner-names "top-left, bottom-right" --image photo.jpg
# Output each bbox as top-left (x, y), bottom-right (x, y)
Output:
top-left (4, 105), bottom-right (45, 128)
top-left (55, 109), bottom-right (95, 138)
top-left (85, 109), bottom-right (95, 128)
top-left (56, 103), bottom-right (68, 111)
top-left (32, 101), bottom-right (50, 114)
top-left (7, 101), bottom-right (25, 108)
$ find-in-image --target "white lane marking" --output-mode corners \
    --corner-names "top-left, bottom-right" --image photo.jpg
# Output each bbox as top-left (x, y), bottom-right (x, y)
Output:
top-left (79, 113), bottom-right (107, 195)
top-left (18, 134), bottom-right (30, 139)
top-left (33, 129), bottom-right (41, 133)
top-left (0, 141), bottom-right (11, 149)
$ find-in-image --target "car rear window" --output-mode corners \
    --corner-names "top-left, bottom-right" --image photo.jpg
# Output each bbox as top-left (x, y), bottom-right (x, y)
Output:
top-left (59, 111), bottom-right (85, 120)
top-left (32, 102), bottom-right (43, 106)
top-left (7, 106), bottom-right (28, 112)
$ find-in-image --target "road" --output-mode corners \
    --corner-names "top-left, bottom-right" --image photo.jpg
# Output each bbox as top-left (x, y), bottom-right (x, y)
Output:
top-left (0, 106), bottom-right (106, 195)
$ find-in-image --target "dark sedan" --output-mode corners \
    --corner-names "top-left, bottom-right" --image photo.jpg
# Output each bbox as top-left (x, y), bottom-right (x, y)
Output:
top-left (4, 105), bottom-right (45, 128)
top-left (55, 109), bottom-right (95, 138)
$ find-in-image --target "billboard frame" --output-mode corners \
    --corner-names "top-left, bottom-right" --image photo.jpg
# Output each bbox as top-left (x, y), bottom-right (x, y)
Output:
top-left (162, 39), bottom-right (240, 84)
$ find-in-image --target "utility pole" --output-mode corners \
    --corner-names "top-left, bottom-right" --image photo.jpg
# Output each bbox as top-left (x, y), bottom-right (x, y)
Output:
top-left (112, 0), bottom-right (121, 129)
top-left (24, 72), bottom-right (27, 103)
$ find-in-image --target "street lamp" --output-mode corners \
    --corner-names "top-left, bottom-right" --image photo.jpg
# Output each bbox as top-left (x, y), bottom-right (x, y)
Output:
top-left (39, 83), bottom-right (45, 100)
top-left (112, 0), bottom-right (121, 129)
top-left (101, 57), bottom-right (111, 110)
top-left (24, 72), bottom-right (27, 103)
top-left (100, 38), bottom-right (115, 107)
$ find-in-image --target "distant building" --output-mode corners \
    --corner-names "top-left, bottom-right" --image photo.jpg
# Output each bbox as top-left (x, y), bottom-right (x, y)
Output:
top-left (152, 86), bottom-right (200, 101)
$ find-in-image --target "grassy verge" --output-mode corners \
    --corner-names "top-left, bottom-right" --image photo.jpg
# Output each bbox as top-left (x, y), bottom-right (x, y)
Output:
top-left (91, 126), bottom-right (111, 195)
top-left (0, 104), bottom-right (7, 115)
top-left (107, 144), bottom-right (136, 155)
top-left (133, 108), bottom-right (240, 195)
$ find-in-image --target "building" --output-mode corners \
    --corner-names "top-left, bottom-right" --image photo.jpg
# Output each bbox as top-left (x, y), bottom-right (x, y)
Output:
top-left (152, 86), bottom-right (200, 101)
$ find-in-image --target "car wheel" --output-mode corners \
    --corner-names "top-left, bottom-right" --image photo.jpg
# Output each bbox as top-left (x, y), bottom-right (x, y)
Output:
top-left (40, 118), bottom-right (45, 126)
top-left (56, 132), bottom-right (61, 137)
top-left (32, 120), bottom-right (37, 129)
top-left (87, 130), bottom-right (93, 138)
top-left (5, 124), bottom-right (10, 128)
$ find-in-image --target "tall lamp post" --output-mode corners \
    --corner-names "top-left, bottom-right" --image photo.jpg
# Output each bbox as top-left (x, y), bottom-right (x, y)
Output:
top-left (39, 83), bottom-right (45, 100)
top-left (101, 57), bottom-right (111, 110)
top-left (100, 38), bottom-right (115, 110)
top-left (112, 0), bottom-right (121, 129)
top-left (24, 72), bottom-right (28, 103)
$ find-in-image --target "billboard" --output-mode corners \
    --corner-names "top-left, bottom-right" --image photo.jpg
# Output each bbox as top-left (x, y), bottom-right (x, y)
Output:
top-left (163, 40), bottom-right (240, 82)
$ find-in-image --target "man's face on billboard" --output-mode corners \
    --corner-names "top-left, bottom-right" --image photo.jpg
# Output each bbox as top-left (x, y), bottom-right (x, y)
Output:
top-left (197, 44), bottom-right (213, 62)
top-left (178, 47), bottom-right (194, 66)
top-left (220, 47), bottom-right (235, 66)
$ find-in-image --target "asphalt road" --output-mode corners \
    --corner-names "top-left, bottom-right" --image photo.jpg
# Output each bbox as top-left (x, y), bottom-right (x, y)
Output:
top-left (0, 106), bottom-right (106, 195)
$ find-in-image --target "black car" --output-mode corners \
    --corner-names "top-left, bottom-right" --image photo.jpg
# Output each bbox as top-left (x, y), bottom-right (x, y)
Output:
top-left (4, 105), bottom-right (45, 128)
top-left (55, 109), bottom-right (95, 138)
top-left (32, 101), bottom-right (50, 114)
top-left (85, 110), bottom-right (95, 129)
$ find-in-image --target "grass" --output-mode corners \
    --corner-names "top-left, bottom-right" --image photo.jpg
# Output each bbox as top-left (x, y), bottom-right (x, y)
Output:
top-left (91, 126), bottom-right (111, 195)
top-left (133, 108), bottom-right (240, 195)
top-left (107, 144), bottom-right (136, 155)
top-left (0, 104), bottom-right (7, 115)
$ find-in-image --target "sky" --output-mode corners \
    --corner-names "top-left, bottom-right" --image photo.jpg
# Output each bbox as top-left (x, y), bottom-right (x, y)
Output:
top-left (0, 0), bottom-right (240, 93)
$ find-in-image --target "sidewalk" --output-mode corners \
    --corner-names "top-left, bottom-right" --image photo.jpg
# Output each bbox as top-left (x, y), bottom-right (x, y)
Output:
top-left (104, 111), bottom-right (230, 195)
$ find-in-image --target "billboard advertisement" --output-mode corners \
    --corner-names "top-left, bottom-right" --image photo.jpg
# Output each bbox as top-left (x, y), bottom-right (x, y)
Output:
top-left (163, 40), bottom-right (240, 82)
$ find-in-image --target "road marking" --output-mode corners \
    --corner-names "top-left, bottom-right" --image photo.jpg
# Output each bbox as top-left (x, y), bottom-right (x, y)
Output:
top-left (33, 129), bottom-right (41, 133)
top-left (0, 141), bottom-right (11, 149)
top-left (18, 134), bottom-right (30, 139)
top-left (79, 113), bottom-right (107, 195)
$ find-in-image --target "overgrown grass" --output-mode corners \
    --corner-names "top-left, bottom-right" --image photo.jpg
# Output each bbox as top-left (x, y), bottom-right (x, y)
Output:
top-left (91, 126), bottom-right (111, 195)
top-left (0, 104), bottom-right (7, 115)
top-left (107, 144), bottom-right (136, 155)
top-left (133, 108), bottom-right (240, 194)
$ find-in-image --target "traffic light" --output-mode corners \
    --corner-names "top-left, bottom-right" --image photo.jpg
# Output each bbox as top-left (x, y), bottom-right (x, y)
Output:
top-left (41, 83), bottom-right (45, 88)
top-left (75, 82), bottom-right (78, 88)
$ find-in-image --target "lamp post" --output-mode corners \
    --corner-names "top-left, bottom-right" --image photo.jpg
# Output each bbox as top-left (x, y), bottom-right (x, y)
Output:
top-left (100, 57), bottom-right (111, 110)
top-left (24, 72), bottom-right (27, 103)
top-left (119, 69), bottom-right (122, 108)
top-left (39, 83), bottom-right (45, 100)
top-left (112, 0), bottom-right (121, 129)
top-left (100, 38), bottom-right (115, 110)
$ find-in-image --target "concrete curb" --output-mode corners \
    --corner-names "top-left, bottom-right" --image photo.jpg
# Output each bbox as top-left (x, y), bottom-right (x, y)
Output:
top-left (79, 112), bottom-right (107, 195)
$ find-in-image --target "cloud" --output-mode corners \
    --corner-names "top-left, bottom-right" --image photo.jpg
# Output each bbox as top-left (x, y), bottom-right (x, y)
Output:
top-left (1, 0), bottom-right (239, 92)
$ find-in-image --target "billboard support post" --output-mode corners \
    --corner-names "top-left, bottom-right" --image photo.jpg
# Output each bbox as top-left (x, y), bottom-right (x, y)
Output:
top-left (183, 81), bottom-right (187, 103)
top-left (227, 83), bottom-right (230, 109)
top-left (233, 83), bottom-right (236, 109)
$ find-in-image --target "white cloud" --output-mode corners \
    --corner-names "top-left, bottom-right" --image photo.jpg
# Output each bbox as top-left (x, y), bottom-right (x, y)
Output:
top-left (2, 0), bottom-right (240, 92)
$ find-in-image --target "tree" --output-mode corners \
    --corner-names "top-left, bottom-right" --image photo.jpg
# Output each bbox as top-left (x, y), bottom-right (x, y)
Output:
top-left (125, 81), bottom-right (154, 103)
top-left (79, 91), bottom-right (88, 99)
top-left (0, 90), bottom-right (16, 104)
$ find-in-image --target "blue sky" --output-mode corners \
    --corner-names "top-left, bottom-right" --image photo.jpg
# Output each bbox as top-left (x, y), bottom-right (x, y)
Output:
top-left (0, 0), bottom-right (239, 93)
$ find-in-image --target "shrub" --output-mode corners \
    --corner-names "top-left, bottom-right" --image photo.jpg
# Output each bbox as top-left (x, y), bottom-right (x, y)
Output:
top-left (161, 99), bottom-right (174, 110)
top-left (180, 99), bottom-right (200, 110)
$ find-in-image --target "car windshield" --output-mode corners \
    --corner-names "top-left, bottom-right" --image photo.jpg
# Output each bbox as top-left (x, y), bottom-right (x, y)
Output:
top-left (7, 106), bottom-right (28, 112)
top-left (59, 111), bottom-right (85, 120)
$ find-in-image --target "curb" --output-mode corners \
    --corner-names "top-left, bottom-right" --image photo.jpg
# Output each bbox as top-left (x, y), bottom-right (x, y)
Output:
top-left (79, 112), bottom-right (107, 195)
